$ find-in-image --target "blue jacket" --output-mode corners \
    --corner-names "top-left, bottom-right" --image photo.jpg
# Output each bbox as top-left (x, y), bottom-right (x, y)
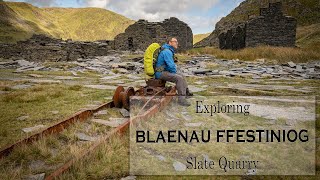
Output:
top-left (155, 43), bottom-right (176, 79)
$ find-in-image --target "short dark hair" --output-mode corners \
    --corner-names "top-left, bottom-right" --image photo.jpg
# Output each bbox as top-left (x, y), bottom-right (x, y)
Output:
top-left (167, 37), bottom-right (177, 43)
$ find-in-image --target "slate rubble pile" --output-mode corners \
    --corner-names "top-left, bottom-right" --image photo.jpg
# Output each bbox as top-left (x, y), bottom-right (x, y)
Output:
top-left (0, 54), bottom-right (319, 79)
top-left (179, 55), bottom-right (320, 79)
top-left (0, 34), bottom-right (113, 62)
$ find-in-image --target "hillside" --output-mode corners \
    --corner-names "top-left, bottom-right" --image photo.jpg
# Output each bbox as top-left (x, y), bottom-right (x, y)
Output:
top-left (195, 0), bottom-right (320, 48)
top-left (0, 1), bottom-right (135, 43)
top-left (193, 33), bottom-right (210, 44)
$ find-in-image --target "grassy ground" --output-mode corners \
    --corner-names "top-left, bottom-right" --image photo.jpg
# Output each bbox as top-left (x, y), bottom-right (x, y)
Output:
top-left (296, 23), bottom-right (320, 51)
top-left (58, 73), bottom-right (320, 178)
top-left (0, 64), bottom-right (319, 179)
top-left (0, 79), bottom-right (114, 148)
top-left (185, 45), bottom-right (320, 63)
top-left (0, 115), bottom-right (121, 179)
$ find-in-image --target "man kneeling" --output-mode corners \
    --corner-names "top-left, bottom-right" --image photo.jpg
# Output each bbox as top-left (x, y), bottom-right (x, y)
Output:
top-left (155, 37), bottom-right (193, 106)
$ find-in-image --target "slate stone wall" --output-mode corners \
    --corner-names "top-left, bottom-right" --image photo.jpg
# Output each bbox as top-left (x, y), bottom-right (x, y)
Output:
top-left (0, 34), bottom-right (113, 61)
top-left (114, 17), bottom-right (193, 51)
top-left (245, 2), bottom-right (297, 47)
top-left (217, 2), bottom-right (297, 50)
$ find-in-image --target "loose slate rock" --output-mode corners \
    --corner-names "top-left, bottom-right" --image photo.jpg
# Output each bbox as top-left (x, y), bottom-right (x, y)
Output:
top-left (17, 115), bottom-right (29, 121)
top-left (296, 65), bottom-right (303, 72)
top-left (119, 108), bottom-right (130, 117)
top-left (287, 61), bottom-right (296, 68)
top-left (84, 85), bottom-right (116, 90)
top-left (15, 66), bottom-right (44, 73)
top-left (156, 155), bottom-right (166, 161)
top-left (94, 110), bottom-right (108, 116)
top-left (29, 79), bottom-right (61, 84)
top-left (51, 111), bottom-right (59, 115)
top-left (54, 76), bottom-right (79, 80)
top-left (184, 122), bottom-right (203, 127)
top-left (106, 80), bottom-right (125, 84)
top-left (22, 125), bottom-right (45, 133)
top-left (91, 119), bottom-right (110, 125)
top-left (181, 114), bottom-right (192, 121)
top-left (126, 74), bottom-right (142, 80)
top-left (246, 169), bottom-right (257, 175)
top-left (107, 118), bottom-right (128, 127)
top-left (173, 161), bottom-right (187, 171)
top-left (165, 110), bottom-right (179, 121)
top-left (70, 71), bottom-right (78, 76)
top-left (17, 59), bottom-right (34, 67)
top-left (11, 84), bottom-right (32, 90)
top-left (187, 85), bottom-right (205, 93)
top-left (28, 74), bottom-right (43, 78)
top-left (76, 132), bottom-right (97, 141)
top-left (100, 75), bottom-right (121, 80)
top-left (92, 118), bottom-right (128, 127)
top-left (29, 160), bottom-right (46, 171)
top-left (0, 60), bottom-right (17, 66)
top-left (121, 176), bottom-right (137, 180)
top-left (22, 173), bottom-right (45, 180)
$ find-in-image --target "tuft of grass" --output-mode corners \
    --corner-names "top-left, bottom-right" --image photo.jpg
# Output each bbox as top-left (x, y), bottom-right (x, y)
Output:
top-left (3, 86), bottom-right (12, 91)
top-left (112, 69), bottom-right (119, 74)
top-left (58, 133), bottom-right (129, 179)
top-left (2, 86), bottom-right (64, 103)
top-left (175, 54), bottom-right (192, 63)
top-left (186, 46), bottom-right (320, 63)
top-left (68, 85), bottom-right (82, 91)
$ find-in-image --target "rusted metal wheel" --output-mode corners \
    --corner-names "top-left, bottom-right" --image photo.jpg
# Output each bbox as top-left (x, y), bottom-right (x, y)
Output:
top-left (122, 87), bottom-right (135, 110)
top-left (113, 86), bottom-right (124, 108)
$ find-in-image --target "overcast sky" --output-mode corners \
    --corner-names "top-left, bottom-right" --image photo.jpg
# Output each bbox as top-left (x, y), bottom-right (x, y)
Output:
top-left (7, 0), bottom-right (245, 34)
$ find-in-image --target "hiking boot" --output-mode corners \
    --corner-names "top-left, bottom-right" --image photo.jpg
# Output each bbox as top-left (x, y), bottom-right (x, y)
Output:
top-left (178, 97), bottom-right (191, 106)
top-left (186, 88), bottom-right (193, 97)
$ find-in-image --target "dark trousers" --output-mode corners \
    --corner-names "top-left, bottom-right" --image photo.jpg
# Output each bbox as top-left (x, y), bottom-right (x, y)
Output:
top-left (159, 71), bottom-right (188, 96)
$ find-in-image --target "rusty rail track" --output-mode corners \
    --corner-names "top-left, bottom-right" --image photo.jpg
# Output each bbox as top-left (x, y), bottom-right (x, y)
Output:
top-left (0, 102), bottom-right (115, 159)
top-left (45, 86), bottom-right (176, 180)
top-left (0, 82), bottom-right (176, 179)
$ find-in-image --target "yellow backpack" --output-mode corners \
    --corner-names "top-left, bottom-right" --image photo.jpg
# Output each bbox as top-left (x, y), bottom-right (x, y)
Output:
top-left (144, 43), bottom-right (162, 77)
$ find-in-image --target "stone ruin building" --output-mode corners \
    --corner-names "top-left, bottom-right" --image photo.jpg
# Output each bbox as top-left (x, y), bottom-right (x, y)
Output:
top-left (0, 17), bottom-right (193, 61)
top-left (219, 2), bottom-right (297, 50)
top-left (113, 17), bottom-right (193, 51)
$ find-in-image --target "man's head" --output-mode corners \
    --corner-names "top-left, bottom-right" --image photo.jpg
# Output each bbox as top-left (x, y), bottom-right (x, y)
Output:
top-left (167, 37), bottom-right (178, 49)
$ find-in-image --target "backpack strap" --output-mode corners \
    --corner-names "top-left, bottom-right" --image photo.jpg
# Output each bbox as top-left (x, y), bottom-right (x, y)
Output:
top-left (154, 47), bottom-right (166, 72)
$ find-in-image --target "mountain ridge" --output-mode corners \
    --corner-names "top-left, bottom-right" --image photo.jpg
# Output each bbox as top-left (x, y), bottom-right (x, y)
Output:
top-left (0, 1), bottom-right (135, 43)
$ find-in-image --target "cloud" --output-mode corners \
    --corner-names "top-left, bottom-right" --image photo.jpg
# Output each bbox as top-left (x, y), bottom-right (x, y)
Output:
top-left (78, 0), bottom-right (221, 34)
top-left (10, 0), bottom-right (225, 34)
top-left (183, 15), bottom-right (223, 34)
top-left (78, 0), bottom-right (110, 8)
top-left (25, 0), bottom-right (57, 7)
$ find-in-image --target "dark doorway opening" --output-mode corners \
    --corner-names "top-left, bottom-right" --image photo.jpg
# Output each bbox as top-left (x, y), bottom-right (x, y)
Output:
top-left (128, 37), bottom-right (133, 50)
